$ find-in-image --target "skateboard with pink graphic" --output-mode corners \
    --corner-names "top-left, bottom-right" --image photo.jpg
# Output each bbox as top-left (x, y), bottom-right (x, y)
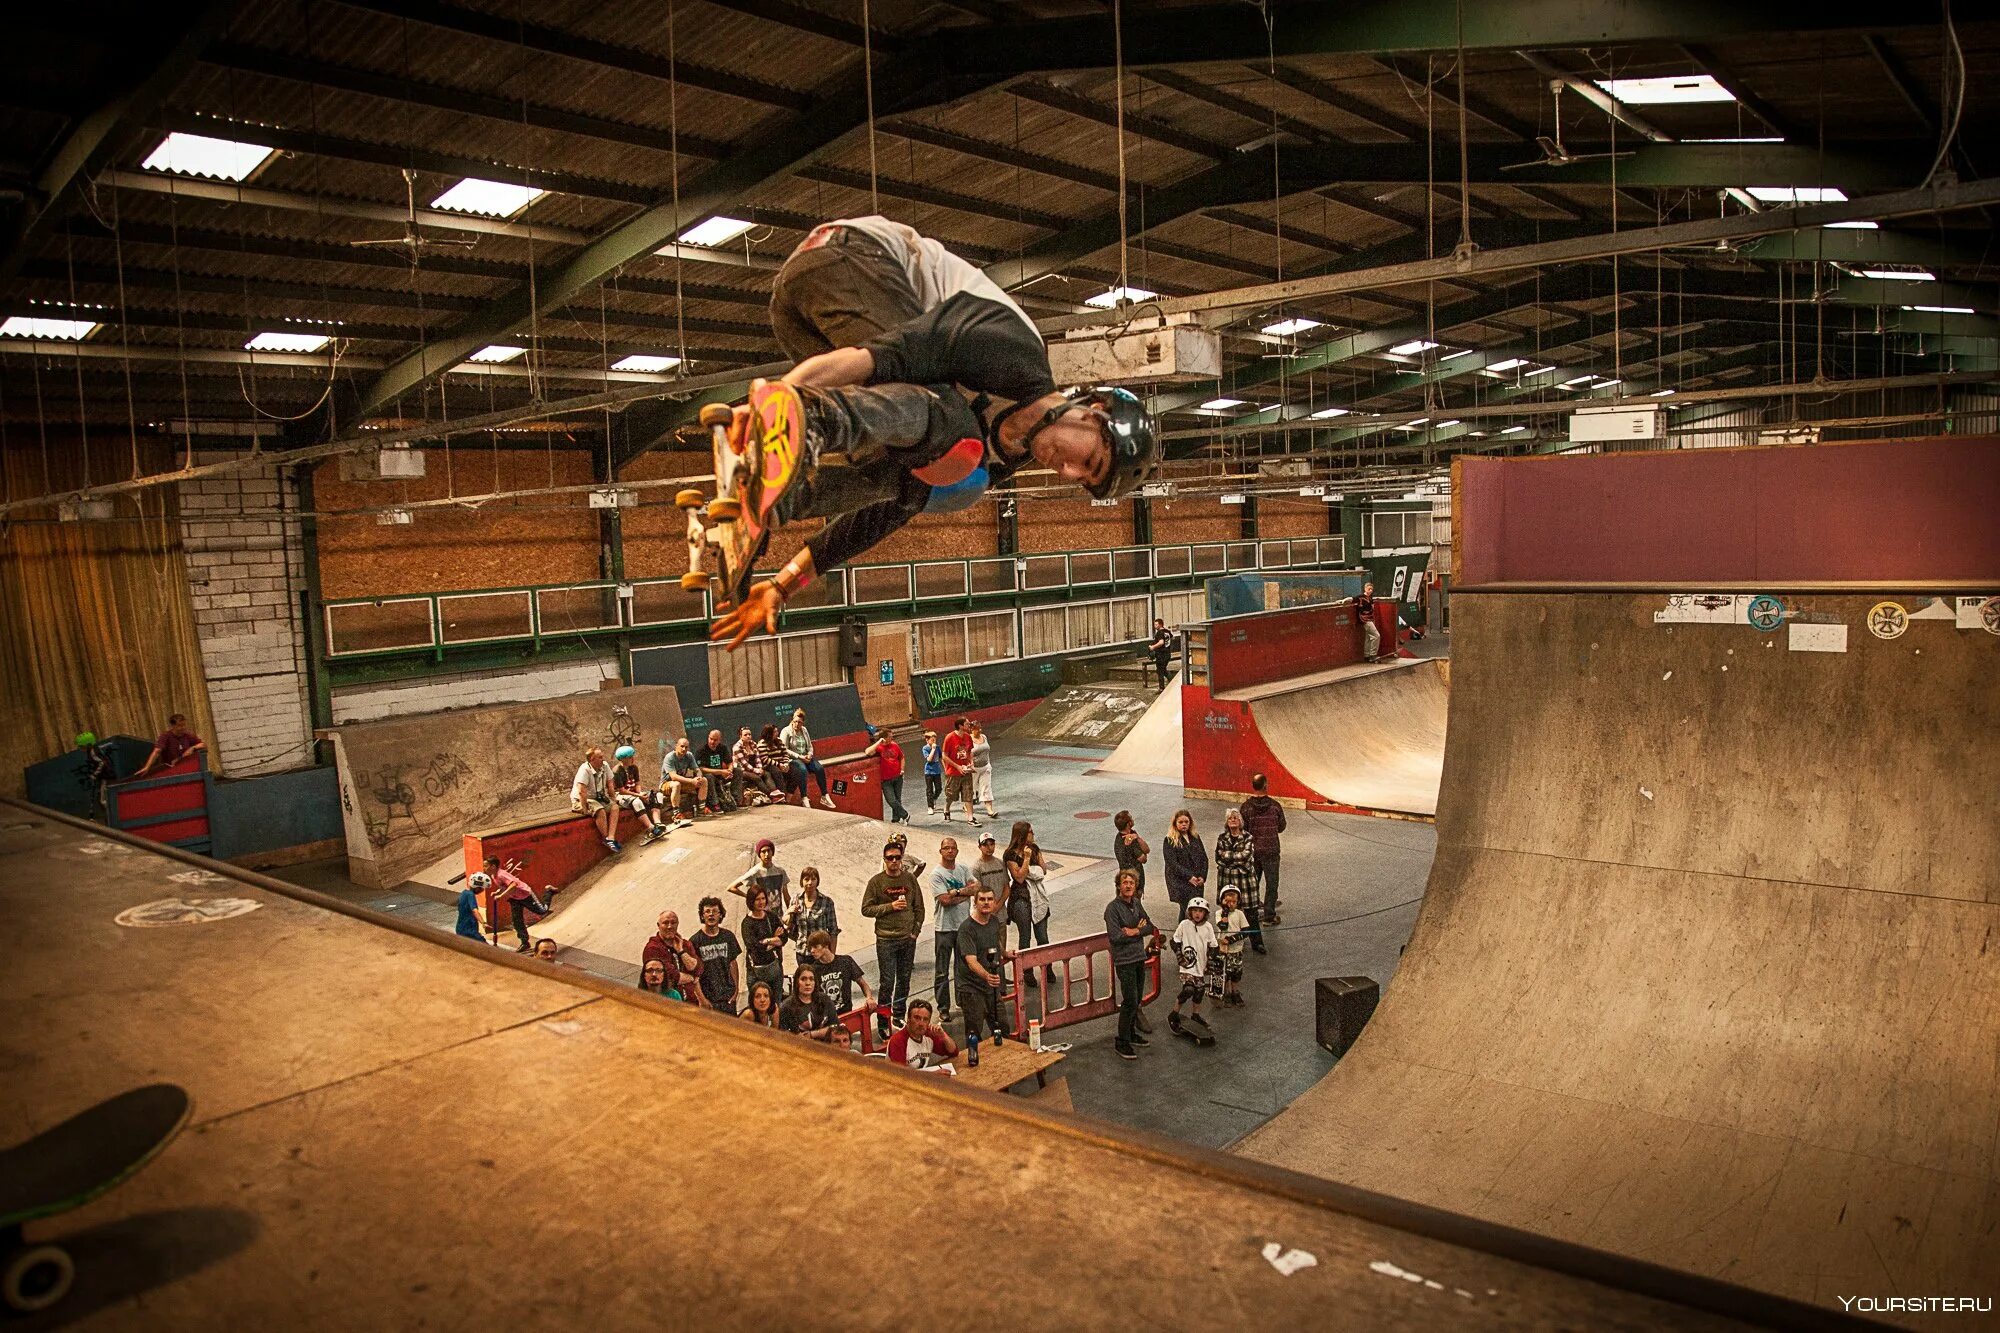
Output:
top-left (677, 380), bottom-right (807, 605)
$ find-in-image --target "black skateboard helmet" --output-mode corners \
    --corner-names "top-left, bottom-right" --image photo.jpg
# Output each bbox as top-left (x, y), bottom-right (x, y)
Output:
top-left (1016, 386), bottom-right (1161, 500)
top-left (1076, 386), bottom-right (1160, 500)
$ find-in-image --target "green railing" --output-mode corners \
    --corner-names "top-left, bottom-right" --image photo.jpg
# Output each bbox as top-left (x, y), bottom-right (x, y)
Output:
top-left (320, 536), bottom-right (1350, 661)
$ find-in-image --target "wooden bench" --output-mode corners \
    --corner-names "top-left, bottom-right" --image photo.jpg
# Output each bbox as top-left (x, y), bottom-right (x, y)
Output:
top-left (953, 1041), bottom-right (1067, 1094)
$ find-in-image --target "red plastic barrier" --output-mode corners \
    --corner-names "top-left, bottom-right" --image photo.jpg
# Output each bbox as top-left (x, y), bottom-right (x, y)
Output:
top-left (1004, 932), bottom-right (1161, 1040)
top-left (1207, 602), bottom-right (1363, 692)
top-left (835, 1005), bottom-right (886, 1054)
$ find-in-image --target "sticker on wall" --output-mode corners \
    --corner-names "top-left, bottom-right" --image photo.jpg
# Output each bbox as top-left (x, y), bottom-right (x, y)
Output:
top-left (1746, 596), bottom-right (1786, 632)
top-left (1655, 593), bottom-right (1750, 626)
top-left (1905, 597), bottom-right (1955, 621)
top-left (878, 659), bottom-right (895, 685)
top-left (1953, 596), bottom-right (1994, 631)
top-left (1788, 622), bottom-right (1848, 654)
top-left (1866, 602), bottom-right (1908, 639)
top-left (116, 896), bottom-right (263, 928)
top-left (1389, 566), bottom-right (1409, 599)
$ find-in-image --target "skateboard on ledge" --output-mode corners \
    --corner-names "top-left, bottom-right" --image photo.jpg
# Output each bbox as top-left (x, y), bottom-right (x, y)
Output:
top-left (678, 381), bottom-right (807, 607)
top-left (1, 1084), bottom-right (192, 1313)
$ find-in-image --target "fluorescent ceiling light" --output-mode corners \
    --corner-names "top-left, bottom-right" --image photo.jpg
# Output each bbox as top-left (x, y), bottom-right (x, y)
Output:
top-left (1823, 220), bottom-right (1878, 230)
top-left (1650, 388), bottom-right (1677, 397)
top-left (1261, 317), bottom-right (1323, 337)
top-left (1387, 339), bottom-right (1437, 357)
top-left (141, 131), bottom-right (275, 182)
top-left (1438, 348), bottom-right (1476, 361)
top-left (1524, 364), bottom-right (1558, 378)
top-left (1559, 375), bottom-right (1595, 388)
top-left (1, 316), bottom-right (100, 340)
top-left (1902, 304), bottom-right (1975, 314)
top-left (676, 216), bottom-right (754, 248)
top-left (611, 354), bottom-right (681, 373)
top-left (1085, 286), bottom-right (1158, 308)
top-left (1487, 357), bottom-right (1529, 373)
top-left (1500, 425), bottom-right (1528, 435)
top-left (1394, 418), bottom-right (1429, 430)
top-left (1197, 397), bottom-right (1247, 411)
top-left (1687, 136), bottom-right (1785, 144)
top-left (1593, 377), bottom-right (1623, 388)
top-left (1747, 186), bottom-right (1847, 204)
top-left (1435, 419), bottom-right (1462, 428)
top-left (1594, 75), bottom-right (1734, 106)
top-left (1309, 406), bottom-right (1349, 419)
top-left (468, 344), bottom-right (526, 363)
top-left (1856, 267), bottom-right (1936, 282)
top-left (245, 331), bottom-right (330, 353)
top-left (431, 178), bottom-right (545, 217)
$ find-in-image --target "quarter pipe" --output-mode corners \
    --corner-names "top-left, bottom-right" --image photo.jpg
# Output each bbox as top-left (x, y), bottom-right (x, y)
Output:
top-left (1239, 592), bottom-right (1999, 1327)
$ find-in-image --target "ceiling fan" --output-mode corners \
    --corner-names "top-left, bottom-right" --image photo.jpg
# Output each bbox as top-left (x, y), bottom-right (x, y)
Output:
top-left (349, 169), bottom-right (479, 260)
top-left (1502, 82), bottom-right (1639, 171)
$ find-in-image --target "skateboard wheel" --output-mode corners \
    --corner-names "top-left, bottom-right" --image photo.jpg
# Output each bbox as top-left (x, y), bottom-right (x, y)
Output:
top-left (699, 403), bottom-right (734, 428)
top-left (3, 1244), bottom-right (74, 1313)
top-left (679, 572), bottom-right (711, 591)
top-left (706, 498), bottom-right (742, 521)
top-left (674, 489), bottom-right (706, 510)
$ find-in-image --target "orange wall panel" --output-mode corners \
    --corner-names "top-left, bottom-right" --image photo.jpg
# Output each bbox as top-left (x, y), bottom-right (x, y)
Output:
top-left (1152, 499), bottom-right (1239, 546)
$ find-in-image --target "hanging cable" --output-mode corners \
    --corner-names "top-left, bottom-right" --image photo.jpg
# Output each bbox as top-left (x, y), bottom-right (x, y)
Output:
top-left (667, 0), bottom-right (689, 372)
top-left (861, 0), bottom-right (880, 213)
top-left (1922, 0), bottom-right (1966, 187)
top-left (1111, 0), bottom-right (1131, 296)
top-left (1451, 0), bottom-right (1475, 259)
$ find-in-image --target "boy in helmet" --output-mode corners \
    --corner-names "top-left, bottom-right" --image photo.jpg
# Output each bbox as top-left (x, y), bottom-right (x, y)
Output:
top-left (457, 872), bottom-right (493, 944)
top-left (480, 854), bottom-right (558, 954)
top-left (610, 744), bottom-right (670, 843)
top-left (706, 294), bottom-right (1159, 646)
top-left (1167, 896), bottom-right (1219, 1040)
top-left (1214, 886), bottom-right (1251, 1008)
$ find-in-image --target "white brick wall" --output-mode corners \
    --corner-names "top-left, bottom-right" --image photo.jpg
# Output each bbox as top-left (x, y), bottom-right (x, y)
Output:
top-left (179, 450), bottom-right (315, 775)
top-left (330, 655), bottom-right (619, 725)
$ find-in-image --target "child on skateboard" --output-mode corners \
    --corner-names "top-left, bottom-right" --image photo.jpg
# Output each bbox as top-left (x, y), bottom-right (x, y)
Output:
top-left (1215, 886), bottom-right (1251, 1008)
top-left (1168, 897), bottom-right (1219, 1045)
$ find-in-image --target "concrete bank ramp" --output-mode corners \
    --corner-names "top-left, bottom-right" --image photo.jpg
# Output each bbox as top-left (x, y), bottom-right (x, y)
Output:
top-left (1007, 682), bottom-right (1158, 747)
top-left (1238, 593), bottom-right (1999, 1327)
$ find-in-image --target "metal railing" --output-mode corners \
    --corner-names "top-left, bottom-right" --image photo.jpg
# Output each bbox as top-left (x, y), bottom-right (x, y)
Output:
top-left (321, 537), bottom-right (1351, 660)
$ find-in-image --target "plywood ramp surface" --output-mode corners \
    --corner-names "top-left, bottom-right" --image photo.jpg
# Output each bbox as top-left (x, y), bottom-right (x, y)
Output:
top-left (1093, 681), bottom-right (1184, 786)
top-left (1253, 657), bottom-right (1448, 815)
top-left (0, 805), bottom-right (1805, 1330)
top-left (1239, 594), bottom-right (2000, 1329)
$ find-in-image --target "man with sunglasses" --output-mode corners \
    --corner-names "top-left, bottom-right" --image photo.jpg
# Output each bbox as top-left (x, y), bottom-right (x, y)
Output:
top-left (860, 838), bottom-right (926, 1040)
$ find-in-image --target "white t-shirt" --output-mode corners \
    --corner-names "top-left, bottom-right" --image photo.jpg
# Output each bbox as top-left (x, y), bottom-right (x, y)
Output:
top-left (831, 215), bottom-right (1037, 339)
top-left (573, 761), bottom-right (611, 801)
top-left (1171, 918), bottom-right (1218, 979)
top-left (1216, 907), bottom-right (1250, 956)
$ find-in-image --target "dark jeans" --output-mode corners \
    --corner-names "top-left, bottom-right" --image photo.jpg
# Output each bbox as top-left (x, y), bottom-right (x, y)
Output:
top-left (507, 898), bottom-right (534, 949)
top-left (933, 928), bottom-right (958, 1013)
top-left (882, 775), bottom-right (908, 822)
top-left (799, 755), bottom-right (830, 799)
top-left (959, 983), bottom-right (1004, 1046)
top-left (1153, 651), bottom-right (1173, 688)
top-left (1256, 856), bottom-right (1281, 920)
top-left (769, 225), bottom-right (924, 362)
top-left (706, 772), bottom-right (743, 811)
top-left (877, 936), bottom-right (917, 1024)
top-left (924, 772), bottom-right (943, 807)
top-left (1115, 960), bottom-right (1146, 1049)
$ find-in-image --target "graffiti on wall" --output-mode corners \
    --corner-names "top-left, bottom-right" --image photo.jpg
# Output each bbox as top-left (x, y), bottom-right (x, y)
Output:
top-left (924, 672), bottom-right (979, 712)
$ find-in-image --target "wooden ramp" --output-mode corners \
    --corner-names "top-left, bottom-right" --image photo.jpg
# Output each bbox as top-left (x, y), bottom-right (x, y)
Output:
top-left (1238, 594), bottom-right (1999, 1328)
top-left (1233, 657), bottom-right (1448, 817)
top-left (0, 801), bottom-right (1839, 1331)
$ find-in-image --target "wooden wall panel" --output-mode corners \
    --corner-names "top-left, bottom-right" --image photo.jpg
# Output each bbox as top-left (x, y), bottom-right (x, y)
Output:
top-left (1152, 499), bottom-right (1238, 545)
top-left (1260, 499), bottom-right (1334, 539)
top-left (1017, 494), bottom-right (1131, 553)
top-left (313, 450), bottom-right (598, 599)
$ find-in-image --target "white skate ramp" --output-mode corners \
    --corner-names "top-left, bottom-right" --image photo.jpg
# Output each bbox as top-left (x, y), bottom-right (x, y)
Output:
top-left (1247, 658), bottom-right (1448, 816)
top-left (1093, 684), bottom-right (1182, 786)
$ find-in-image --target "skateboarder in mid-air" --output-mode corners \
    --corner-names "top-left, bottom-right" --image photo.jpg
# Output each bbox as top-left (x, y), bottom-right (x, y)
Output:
top-left (690, 216), bottom-right (1161, 647)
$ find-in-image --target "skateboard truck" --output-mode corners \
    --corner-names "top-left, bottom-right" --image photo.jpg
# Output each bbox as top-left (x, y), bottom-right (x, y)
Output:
top-left (676, 403), bottom-right (748, 594)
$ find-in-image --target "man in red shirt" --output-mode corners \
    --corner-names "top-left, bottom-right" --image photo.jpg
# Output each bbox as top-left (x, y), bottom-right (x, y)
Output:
top-left (861, 724), bottom-right (909, 824)
top-left (134, 713), bottom-right (206, 778)
top-left (939, 716), bottom-right (978, 826)
top-left (485, 854), bottom-right (560, 954)
top-left (886, 999), bottom-right (960, 1070)
top-left (642, 910), bottom-right (700, 1001)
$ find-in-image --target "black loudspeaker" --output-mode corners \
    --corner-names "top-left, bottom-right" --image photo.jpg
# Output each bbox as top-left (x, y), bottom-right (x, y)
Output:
top-left (1314, 976), bottom-right (1380, 1056)
top-left (838, 616), bottom-right (869, 668)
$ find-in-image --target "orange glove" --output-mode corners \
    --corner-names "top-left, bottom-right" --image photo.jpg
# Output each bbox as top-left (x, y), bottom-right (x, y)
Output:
top-left (709, 579), bottom-right (787, 649)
